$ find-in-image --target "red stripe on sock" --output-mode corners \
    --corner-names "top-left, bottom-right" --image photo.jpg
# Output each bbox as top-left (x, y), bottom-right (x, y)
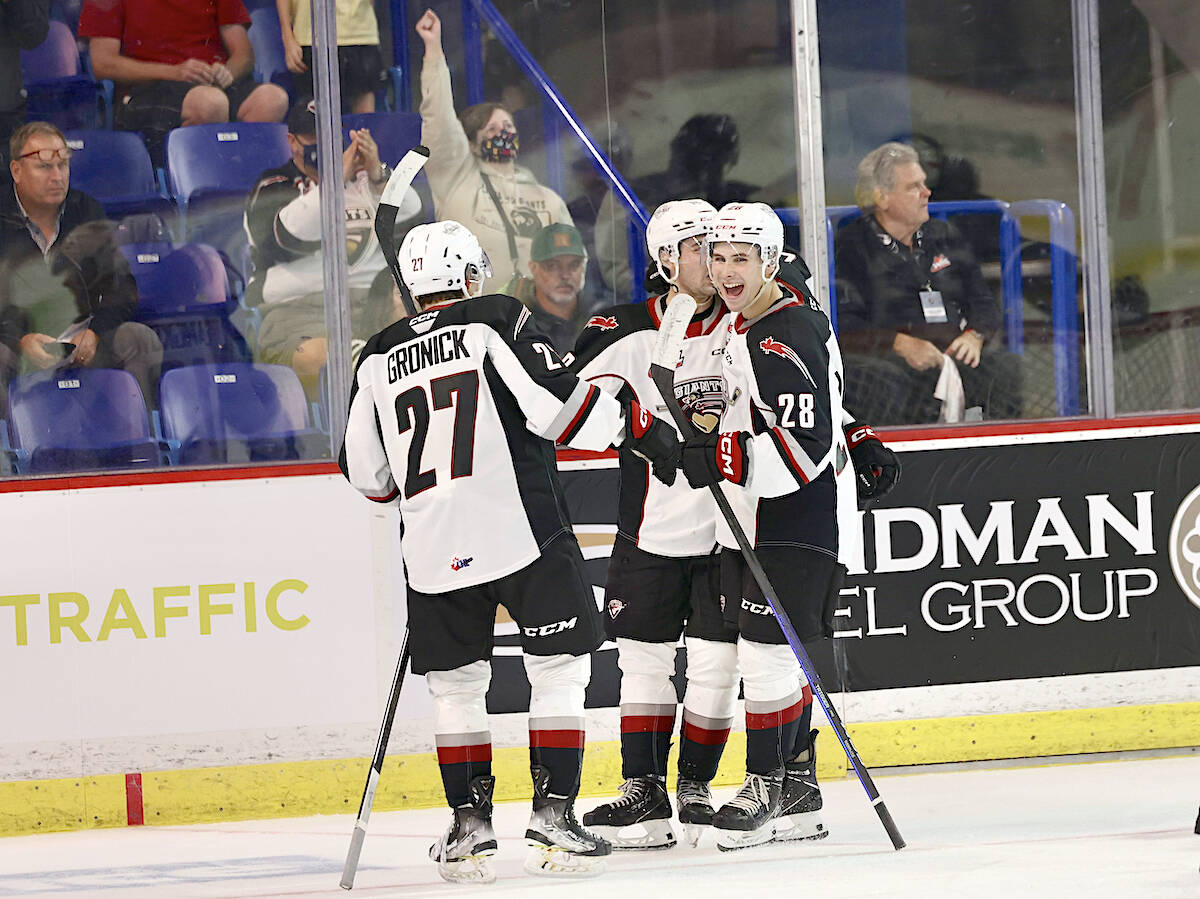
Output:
top-left (682, 720), bottom-right (732, 746)
top-left (125, 772), bottom-right (144, 826)
top-left (745, 691), bottom-right (810, 732)
top-left (621, 714), bottom-right (675, 734)
top-left (529, 729), bottom-right (586, 749)
top-left (436, 743), bottom-right (492, 765)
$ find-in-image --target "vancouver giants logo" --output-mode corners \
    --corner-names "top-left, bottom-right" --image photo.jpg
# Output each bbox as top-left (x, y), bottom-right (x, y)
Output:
top-left (676, 376), bottom-right (725, 433)
top-left (760, 336), bottom-right (816, 387)
top-left (451, 556), bottom-right (473, 571)
top-left (586, 315), bottom-right (619, 331)
top-left (1169, 483), bottom-right (1200, 610)
top-left (607, 598), bottom-right (626, 619)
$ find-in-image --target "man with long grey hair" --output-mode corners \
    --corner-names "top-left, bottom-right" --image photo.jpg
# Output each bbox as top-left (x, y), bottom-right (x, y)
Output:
top-left (833, 141), bottom-right (1021, 425)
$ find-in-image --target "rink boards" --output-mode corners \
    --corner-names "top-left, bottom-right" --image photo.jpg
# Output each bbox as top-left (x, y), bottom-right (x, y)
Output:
top-left (1, 422), bottom-right (1199, 836)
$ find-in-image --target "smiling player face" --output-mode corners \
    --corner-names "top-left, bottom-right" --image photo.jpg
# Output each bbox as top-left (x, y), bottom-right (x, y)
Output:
top-left (708, 240), bottom-right (768, 314)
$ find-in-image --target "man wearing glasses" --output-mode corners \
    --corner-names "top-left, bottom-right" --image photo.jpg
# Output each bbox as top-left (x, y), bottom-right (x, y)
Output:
top-left (0, 122), bottom-right (160, 400)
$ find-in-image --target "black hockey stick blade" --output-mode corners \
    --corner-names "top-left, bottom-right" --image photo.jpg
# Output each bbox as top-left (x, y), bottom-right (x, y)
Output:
top-left (340, 628), bottom-right (412, 889)
top-left (648, 295), bottom-right (906, 851)
top-left (374, 145), bottom-right (431, 319)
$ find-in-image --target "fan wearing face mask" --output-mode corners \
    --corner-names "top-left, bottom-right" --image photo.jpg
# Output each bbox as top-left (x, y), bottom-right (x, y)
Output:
top-left (242, 98), bottom-right (422, 394)
top-left (415, 8), bottom-right (574, 294)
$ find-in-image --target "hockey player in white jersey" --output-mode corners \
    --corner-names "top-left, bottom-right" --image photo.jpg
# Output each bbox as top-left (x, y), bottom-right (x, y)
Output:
top-left (571, 200), bottom-right (741, 849)
top-left (677, 201), bottom-right (850, 850)
top-left (340, 220), bottom-right (681, 882)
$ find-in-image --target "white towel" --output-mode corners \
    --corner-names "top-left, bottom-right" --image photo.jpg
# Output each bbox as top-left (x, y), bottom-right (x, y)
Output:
top-left (934, 355), bottom-right (966, 422)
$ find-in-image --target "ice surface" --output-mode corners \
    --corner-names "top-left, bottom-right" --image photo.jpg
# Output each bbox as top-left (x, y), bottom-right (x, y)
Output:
top-left (0, 754), bottom-right (1196, 897)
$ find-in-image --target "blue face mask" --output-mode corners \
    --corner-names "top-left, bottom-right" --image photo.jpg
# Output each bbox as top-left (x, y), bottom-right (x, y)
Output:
top-left (302, 142), bottom-right (319, 171)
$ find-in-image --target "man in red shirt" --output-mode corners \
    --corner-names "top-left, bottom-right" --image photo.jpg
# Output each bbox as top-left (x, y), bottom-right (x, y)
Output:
top-left (79, 0), bottom-right (287, 160)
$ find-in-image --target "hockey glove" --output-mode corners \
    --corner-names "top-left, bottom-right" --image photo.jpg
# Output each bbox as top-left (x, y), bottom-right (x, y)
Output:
top-left (621, 397), bottom-right (681, 486)
top-left (845, 421), bottom-right (901, 503)
top-left (680, 430), bottom-right (751, 489)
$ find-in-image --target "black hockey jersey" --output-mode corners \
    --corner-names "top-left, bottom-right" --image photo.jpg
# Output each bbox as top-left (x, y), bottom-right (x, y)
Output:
top-left (717, 284), bottom-right (848, 556)
top-left (340, 294), bottom-right (624, 593)
top-left (571, 294), bottom-right (728, 557)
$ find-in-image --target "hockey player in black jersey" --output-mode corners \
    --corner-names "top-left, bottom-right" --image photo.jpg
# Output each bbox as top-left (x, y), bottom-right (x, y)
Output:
top-left (678, 201), bottom-right (851, 850)
top-left (572, 199), bottom-right (740, 849)
top-left (340, 220), bottom-right (680, 882)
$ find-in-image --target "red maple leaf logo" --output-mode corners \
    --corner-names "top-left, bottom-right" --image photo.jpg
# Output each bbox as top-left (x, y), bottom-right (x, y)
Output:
top-left (760, 336), bottom-right (795, 363)
top-left (586, 315), bottom-right (619, 330)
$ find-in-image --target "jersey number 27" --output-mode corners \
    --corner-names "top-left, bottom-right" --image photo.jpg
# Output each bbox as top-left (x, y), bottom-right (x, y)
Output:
top-left (394, 370), bottom-right (478, 498)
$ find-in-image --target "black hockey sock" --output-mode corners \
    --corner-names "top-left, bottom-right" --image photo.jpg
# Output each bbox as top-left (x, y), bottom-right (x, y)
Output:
top-left (619, 705), bottom-right (675, 778)
top-left (437, 741), bottom-right (493, 808)
top-left (788, 701), bottom-right (814, 763)
top-left (678, 709), bottom-right (733, 782)
top-left (529, 724), bottom-right (585, 798)
top-left (745, 692), bottom-right (807, 776)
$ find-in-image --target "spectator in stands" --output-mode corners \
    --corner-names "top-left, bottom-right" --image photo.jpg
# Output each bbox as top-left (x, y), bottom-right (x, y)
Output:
top-left (567, 124), bottom-right (631, 297)
top-left (0, 122), bottom-right (161, 401)
top-left (79, 0), bottom-right (289, 163)
top-left (506, 223), bottom-right (601, 355)
top-left (0, 0), bottom-right (50, 169)
top-left (243, 99), bottom-right (419, 392)
top-left (414, 7), bottom-right (573, 294)
top-left (276, 0), bottom-right (386, 114)
top-left (595, 113), bottom-right (757, 297)
top-left (834, 141), bottom-right (1022, 425)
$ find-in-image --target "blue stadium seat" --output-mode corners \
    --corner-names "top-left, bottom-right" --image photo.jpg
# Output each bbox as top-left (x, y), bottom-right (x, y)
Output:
top-left (245, 0), bottom-right (291, 90)
top-left (165, 122), bottom-right (291, 209)
top-left (20, 20), bottom-right (105, 129)
top-left (124, 242), bottom-right (233, 316)
top-left (124, 243), bottom-right (249, 375)
top-left (342, 111), bottom-right (421, 166)
top-left (4, 368), bottom-right (160, 474)
top-left (165, 122), bottom-right (290, 300)
top-left (158, 363), bottom-right (327, 465)
top-left (63, 130), bottom-right (170, 218)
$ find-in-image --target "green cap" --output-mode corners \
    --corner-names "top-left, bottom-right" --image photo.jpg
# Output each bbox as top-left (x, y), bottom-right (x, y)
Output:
top-left (530, 223), bottom-right (586, 262)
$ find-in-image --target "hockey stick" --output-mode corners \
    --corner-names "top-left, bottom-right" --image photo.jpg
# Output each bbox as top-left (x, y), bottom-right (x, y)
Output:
top-left (340, 628), bottom-right (412, 889)
top-left (340, 146), bottom-right (432, 891)
top-left (649, 295), bottom-right (906, 851)
top-left (373, 144), bottom-right (431, 318)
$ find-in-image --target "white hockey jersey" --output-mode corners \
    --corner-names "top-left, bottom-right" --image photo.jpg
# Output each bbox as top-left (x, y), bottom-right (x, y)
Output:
top-left (715, 284), bottom-right (848, 556)
top-left (340, 294), bottom-right (625, 593)
top-left (571, 294), bottom-right (728, 558)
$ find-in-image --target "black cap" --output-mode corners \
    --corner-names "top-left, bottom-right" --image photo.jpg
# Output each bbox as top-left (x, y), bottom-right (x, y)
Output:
top-left (286, 98), bottom-right (317, 137)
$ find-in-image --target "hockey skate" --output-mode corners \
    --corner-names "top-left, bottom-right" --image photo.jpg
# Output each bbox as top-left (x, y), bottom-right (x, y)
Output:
top-left (676, 778), bottom-right (716, 847)
top-left (712, 770), bottom-right (783, 852)
top-left (582, 776), bottom-right (676, 849)
top-left (524, 765), bottom-right (612, 877)
top-left (428, 775), bottom-right (498, 884)
top-left (774, 729), bottom-right (828, 844)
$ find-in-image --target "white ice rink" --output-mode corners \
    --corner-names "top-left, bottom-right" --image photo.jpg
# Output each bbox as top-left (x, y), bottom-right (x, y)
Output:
top-left (1, 753), bottom-right (1197, 898)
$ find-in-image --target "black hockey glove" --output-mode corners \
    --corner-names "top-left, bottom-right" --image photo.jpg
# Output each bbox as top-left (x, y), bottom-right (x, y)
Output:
top-left (680, 430), bottom-right (751, 489)
top-left (621, 397), bottom-right (681, 486)
top-left (845, 421), bottom-right (901, 504)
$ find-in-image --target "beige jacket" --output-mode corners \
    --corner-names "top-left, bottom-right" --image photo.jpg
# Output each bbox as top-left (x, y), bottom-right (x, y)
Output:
top-left (419, 54), bottom-right (573, 292)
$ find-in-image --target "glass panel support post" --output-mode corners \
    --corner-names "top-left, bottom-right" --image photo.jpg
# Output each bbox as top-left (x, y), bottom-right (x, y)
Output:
top-left (1071, 0), bottom-right (1115, 418)
top-left (313, 0), bottom-right (354, 446)
top-left (789, 0), bottom-right (830, 314)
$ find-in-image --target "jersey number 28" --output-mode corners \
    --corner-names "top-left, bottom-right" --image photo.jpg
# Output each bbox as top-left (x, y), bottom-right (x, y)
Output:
top-left (394, 371), bottom-right (478, 497)
top-left (778, 392), bottom-right (815, 429)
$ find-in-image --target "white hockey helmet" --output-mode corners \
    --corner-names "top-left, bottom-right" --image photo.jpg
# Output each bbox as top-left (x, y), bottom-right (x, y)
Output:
top-left (645, 198), bottom-right (717, 283)
top-left (707, 202), bottom-right (784, 279)
top-left (398, 221), bottom-right (492, 299)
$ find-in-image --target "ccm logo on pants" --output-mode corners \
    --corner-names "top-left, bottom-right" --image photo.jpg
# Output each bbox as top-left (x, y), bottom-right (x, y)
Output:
top-left (741, 598), bottom-right (775, 616)
top-left (523, 617), bottom-right (579, 637)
